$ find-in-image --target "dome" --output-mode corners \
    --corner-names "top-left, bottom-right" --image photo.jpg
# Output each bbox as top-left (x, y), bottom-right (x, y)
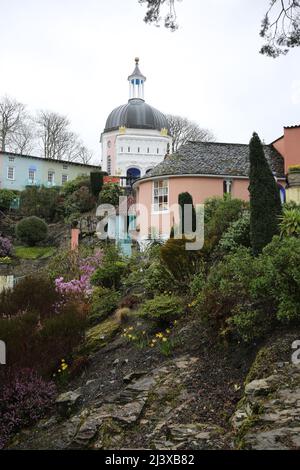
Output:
top-left (104, 98), bottom-right (169, 134)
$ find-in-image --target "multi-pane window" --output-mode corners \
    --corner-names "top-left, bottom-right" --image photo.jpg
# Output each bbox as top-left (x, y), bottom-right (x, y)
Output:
top-left (223, 180), bottom-right (232, 195)
top-left (48, 171), bottom-right (55, 185)
top-left (107, 156), bottom-right (112, 175)
top-left (8, 156), bottom-right (15, 162)
top-left (62, 174), bottom-right (68, 184)
top-left (7, 167), bottom-right (15, 180)
top-left (152, 180), bottom-right (168, 212)
top-left (63, 164), bottom-right (68, 170)
top-left (28, 169), bottom-right (36, 183)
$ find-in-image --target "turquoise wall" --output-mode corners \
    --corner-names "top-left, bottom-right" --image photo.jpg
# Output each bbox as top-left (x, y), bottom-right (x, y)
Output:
top-left (0, 152), bottom-right (99, 191)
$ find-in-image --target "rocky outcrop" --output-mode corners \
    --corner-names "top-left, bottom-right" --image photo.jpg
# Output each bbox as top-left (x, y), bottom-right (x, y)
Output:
top-left (233, 360), bottom-right (300, 450)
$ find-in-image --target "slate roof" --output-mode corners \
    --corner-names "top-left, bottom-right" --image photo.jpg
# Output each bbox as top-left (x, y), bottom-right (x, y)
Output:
top-left (141, 141), bottom-right (285, 180)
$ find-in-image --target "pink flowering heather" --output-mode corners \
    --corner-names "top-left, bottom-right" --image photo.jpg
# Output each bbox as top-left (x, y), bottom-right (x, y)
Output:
top-left (55, 250), bottom-right (103, 300)
top-left (0, 236), bottom-right (12, 257)
top-left (0, 369), bottom-right (56, 448)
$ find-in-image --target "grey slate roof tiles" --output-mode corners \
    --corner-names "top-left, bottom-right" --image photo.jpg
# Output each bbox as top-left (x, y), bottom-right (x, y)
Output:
top-left (143, 141), bottom-right (285, 179)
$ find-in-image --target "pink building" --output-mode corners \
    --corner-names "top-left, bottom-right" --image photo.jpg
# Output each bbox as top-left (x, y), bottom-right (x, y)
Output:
top-left (133, 131), bottom-right (298, 243)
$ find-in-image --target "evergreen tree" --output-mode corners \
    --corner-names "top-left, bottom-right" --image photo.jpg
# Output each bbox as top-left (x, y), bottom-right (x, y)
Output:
top-left (249, 132), bottom-right (282, 255)
top-left (178, 192), bottom-right (196, 235)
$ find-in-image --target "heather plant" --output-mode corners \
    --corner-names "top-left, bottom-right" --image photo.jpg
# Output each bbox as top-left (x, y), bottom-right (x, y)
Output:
top-left (0, 369), bottom-right (56, 449)
top-left (0, 236), bottom-right (12, 257)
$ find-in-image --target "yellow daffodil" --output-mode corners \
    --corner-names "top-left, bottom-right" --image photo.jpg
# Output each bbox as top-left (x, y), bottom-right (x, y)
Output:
top-left (162, 338), bottom-right (167, 342)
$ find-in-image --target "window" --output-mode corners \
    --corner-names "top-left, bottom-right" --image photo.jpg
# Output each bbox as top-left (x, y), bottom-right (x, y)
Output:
top-left (107, 140), bottom-right (111, 149)
top-left (128, 147), bottom-right (130, 153)
top-left (48, 171), bottom-right (55, 185)
top-left (62, 174), bottom-right (68, 184)
top-left (8, 156), bottom-right (15, 162)
top-left (157, 148), bottom-right (159, 154)
top-left (152, 180), bottom-right (168, 212)
top-left (147, 147), bottom-right (150, 153)
top-left (137, 147), bottom-right (140, 153)
top-left (121, 146), bottom-right (124, 153)
top-left (223, 180), bottom-right (232, 195)
top-left (7, 167), bottom-right (15, 180)
top-left (28, 169), bottom-right (36, 183)
top-left (107, 156), bottom-right (112, 175)
top-left (63, 164), bottom-right (68, 170)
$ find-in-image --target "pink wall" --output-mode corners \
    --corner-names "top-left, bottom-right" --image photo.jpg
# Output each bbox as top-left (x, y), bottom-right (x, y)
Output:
top-left (273, 127), bottom-right (300, 173)
top-left (135, 176), bottom-right (250, 238)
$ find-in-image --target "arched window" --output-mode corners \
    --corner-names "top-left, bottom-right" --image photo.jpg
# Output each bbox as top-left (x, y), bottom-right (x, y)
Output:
top-left (107, 156), bottom-right (112, 175)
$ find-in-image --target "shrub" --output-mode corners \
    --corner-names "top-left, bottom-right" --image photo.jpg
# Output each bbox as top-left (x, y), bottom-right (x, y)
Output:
top-left (217, 211), bottom-right (250, 254)
top-left (0, 275), bottom-right (60, 319)
top-left (91, 261), bottom-right (127, 289)
top-left (203, 197), bottom-right (246, 254)
top-left (98, 183), bottom-right (125, 207)
top-left (64, 186), bottom-right (96, 215)
top-left (89, 287), bottom-right (120, 324)
top-left (60, 175), bottom-right (90, 197)
top-left (140, 294), bottom-right (184, 324)
top-left (0, 369), bottom-right (56, 449)
top-left (19, 186), bottom-right (62, 222)
top-left (249, 132), bottom-right (282, 255)
top-left (178, 192), bottom-right (196, 234)
top-left (0, 189), bottom-right (16, 211)
top-left (160, 238), bottom-right (203, 286)
top-left (279, 208), bottom-right (300, 238)
top-left (119, 294), bottom-right (141, 309)
top-left (0, 236), bottom-right (12, 257)
top-left (15, 216), bottom-right (48, 246)
top-left (90, 171), bottom-right (105, 197)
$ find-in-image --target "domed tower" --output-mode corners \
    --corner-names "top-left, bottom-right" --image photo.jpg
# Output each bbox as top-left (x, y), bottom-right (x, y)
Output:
top-left (101, 58), bottom-right (172, 180)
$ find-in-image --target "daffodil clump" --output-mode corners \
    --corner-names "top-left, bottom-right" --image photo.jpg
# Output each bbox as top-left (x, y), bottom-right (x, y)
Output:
top-left (122, 325), bottom-right (148, 349)
top-left (149, 321), bottom-right (178, 356)
top-left (53, 359), bottom-right (69, 384)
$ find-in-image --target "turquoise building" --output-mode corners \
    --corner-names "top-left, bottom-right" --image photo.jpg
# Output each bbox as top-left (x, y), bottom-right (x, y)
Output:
top-left (0, 151), bottom-right (100, 191)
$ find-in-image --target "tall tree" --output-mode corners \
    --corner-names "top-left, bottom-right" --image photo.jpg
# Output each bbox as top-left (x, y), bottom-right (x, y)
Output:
top-left (138, 0), bottom-right (300, 57)
top-left (8, 120), bottom-right (35, 155)
top-left (167, 114), bottom-right (215, 152)
top-left (0, 96), bottom-right (27, 151)
top-left (249, 132), bottom-right (282, 256)
top-left (178, 192), bottom-right (196, 235)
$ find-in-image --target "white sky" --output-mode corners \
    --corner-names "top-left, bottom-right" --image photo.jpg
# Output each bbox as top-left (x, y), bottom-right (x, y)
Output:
top-left (0, 0), bottom-right (299, 164)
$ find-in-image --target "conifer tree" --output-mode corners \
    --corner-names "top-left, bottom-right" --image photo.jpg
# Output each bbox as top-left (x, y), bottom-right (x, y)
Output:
top-left (178, 192), bottom-right (196, 235)
top-left (249, 132), bottom-right (282, 255)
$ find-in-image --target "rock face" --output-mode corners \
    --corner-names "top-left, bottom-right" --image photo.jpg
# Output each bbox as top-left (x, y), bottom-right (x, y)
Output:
top-left (56, 390), bottom-right (82, 418)
top-left (233, 362), bottom-right (300, 450)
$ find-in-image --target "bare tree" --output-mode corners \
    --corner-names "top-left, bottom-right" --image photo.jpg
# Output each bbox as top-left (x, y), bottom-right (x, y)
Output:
top-left (260, 1), bottom-right (300, 57)
top-left (0, 96), bottom-right (27, 151)
top-left (8, 120), bottom-right (36, 155)
top-left (167, 114), bottom-right (215, 152)
top-left (138, 1), bottom-right (300, 57)
top-left (36, 110), bottom-right (93, 163)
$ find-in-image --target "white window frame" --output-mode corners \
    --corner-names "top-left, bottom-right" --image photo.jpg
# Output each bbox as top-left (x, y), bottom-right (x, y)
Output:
top-left (62, 174), bottom-right (68, 184)
top-left (152, 179), bottom-right (169, 213)
top-left (7, 166), bottom-right (15, 180)
top-left (48, 170), bottom-right (55, 185)
top-left (28, 168), bottom-right (36, 183)
top-left (8, 156), bottom-right (15, 162)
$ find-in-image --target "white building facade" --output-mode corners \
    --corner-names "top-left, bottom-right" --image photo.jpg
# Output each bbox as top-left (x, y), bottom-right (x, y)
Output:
top-left (101, 58), bottom-right (172, 181)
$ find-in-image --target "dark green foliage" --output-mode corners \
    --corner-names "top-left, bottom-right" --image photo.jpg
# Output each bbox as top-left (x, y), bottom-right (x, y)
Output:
top-left (0, 275), bottom-right (60, 319)
top-left (197, 236), bottom-right (300, 342)
top-left (90, 171), bottom-right (105, 197)
top-left (98, 183), bottom-right (125, 207)
top-left (60, 175), bottom-right (91, 196)
top-left (178, 192), bottom-right (196, 234)
top-left (89, 287), bottom-right (121, 324)
top-left (160, 237), bottom-right (202, 286)
top-left (0, 189), bottom-right (17, 211)
top-left (279, 207), bottom-right (300, 238)
top-left (203, 197), bottom-right (246, 254)
top-left (15, 216), bottom-right (48, 246)
top-left (140, 294), bottom-right (184, 324)
top-left (19, 186), bottom-right (62, 222)
top-left (249, 133), bottom-right (282, 255)
top-left (217, 211), bottom-right (251, 255)
top-left (64, 186), bottom-right (96, 216)
top-left (91, 244), bottom-right (127, 289)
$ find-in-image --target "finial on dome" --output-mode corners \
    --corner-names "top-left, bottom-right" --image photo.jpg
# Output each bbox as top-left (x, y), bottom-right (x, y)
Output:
top-left (135, 57), bottom-right (139, 65)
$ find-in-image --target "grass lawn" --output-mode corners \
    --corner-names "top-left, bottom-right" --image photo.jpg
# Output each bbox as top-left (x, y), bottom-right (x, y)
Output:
top-left (14, 246), bottom-right (56, 260)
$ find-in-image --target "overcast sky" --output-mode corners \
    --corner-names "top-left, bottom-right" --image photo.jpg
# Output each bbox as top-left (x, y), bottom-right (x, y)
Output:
top-left (0, 0), bottom-right (299, 163)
